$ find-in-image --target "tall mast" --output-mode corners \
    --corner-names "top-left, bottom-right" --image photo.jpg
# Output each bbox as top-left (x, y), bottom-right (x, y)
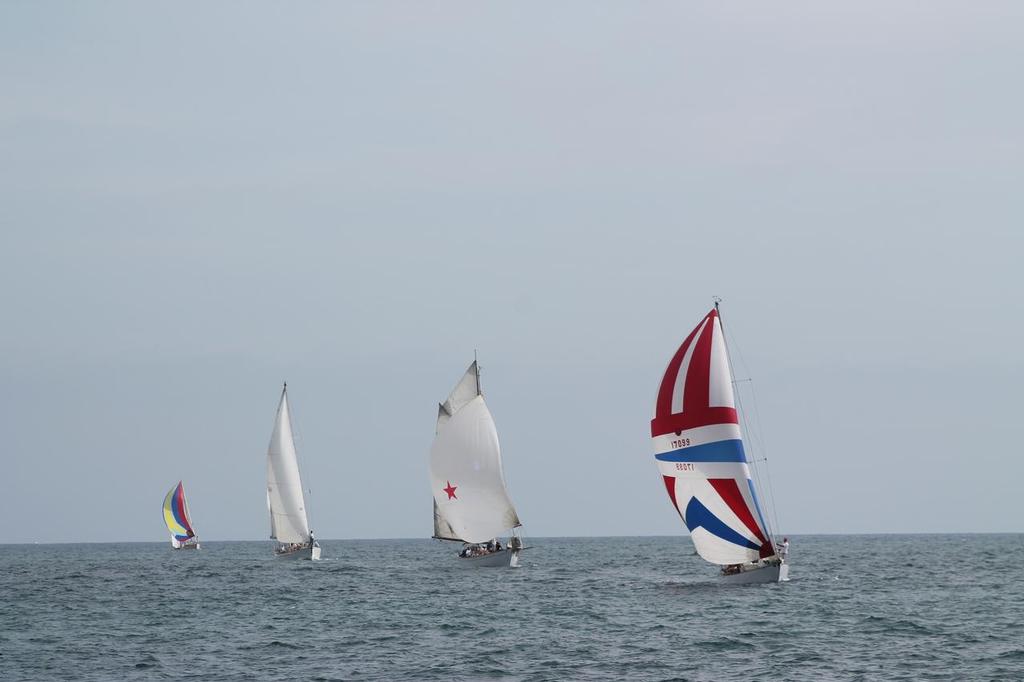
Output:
top-left (713, 296), bottom-right (779, 552)
top-left (474, 349), bottom-right (481, 395)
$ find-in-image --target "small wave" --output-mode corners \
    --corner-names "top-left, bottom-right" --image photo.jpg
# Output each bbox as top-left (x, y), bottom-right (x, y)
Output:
top-left (992, 649), bottom-right (1024, 661)
top-left (239, 640), bottom-right (302, 651)
top-left (692, 636), bottom-right (756, 652)
top-left (134, 654), bottom-right (160, 670)
top-left (858, 615), bottom-right (934, 635)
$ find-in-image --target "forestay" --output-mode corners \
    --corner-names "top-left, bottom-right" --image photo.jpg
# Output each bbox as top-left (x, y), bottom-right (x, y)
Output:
top-left (430, 362), bottom-right (520, 544)
top-left (651, 308), bottom-right (776, 565)
top-left (266, 386), bottom-right (312, 544)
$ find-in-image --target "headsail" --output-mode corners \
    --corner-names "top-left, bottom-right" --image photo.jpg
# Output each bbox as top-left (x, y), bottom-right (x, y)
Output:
top-left (651, 308), bottom-right (776, 565)
top-left (266, 385), bottom-right (312, 544)
top-left (162, 481), bottom-right (196, 546)
top-left (430, 361), bottom-right (520, 544)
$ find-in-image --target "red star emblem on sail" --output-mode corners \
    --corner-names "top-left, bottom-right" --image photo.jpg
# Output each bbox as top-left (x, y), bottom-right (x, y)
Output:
top-left (443, 481), bottom-right (457, 500)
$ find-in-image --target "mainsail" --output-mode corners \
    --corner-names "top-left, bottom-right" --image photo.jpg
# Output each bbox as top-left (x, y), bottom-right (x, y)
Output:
top-left (430, 361), bottom-right (521, 544)
top-left (162, 481), bottom-right (196, 547)
top-left (266, 385), bottom-right (312, 544)
top-left (651, 308), bottom-right (776, 565)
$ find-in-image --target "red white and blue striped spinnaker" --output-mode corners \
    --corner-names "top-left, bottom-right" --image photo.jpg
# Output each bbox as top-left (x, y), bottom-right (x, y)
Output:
top-left (651, 308), bottom-right (775, 565)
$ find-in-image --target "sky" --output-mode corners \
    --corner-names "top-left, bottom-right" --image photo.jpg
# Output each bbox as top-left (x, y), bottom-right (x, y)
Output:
top-left (1, 2), bottom-right (1021, 543)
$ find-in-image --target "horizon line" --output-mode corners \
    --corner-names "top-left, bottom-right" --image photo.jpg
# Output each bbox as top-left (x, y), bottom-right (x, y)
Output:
top-left (3, 530), bottom-right (1022, 546)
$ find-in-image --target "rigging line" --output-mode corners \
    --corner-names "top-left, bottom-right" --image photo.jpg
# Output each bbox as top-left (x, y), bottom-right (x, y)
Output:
top-left (731, 371), bottom-right (782, 543)
top-left (733, 360), bottom-right (782, 538)
top-left (719, 307), bottom-right (781, 548)
top-left (746, 378), bottom-right (783, 539)
top-left (727, 329), bottom-right (784, 542)
top-left (716, 305), bottom-right (771, 533)
top-left (732, 380), bottom-right (774, 538)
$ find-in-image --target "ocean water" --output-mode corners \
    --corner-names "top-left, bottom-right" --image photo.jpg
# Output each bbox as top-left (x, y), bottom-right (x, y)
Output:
top-left (2, 535), bottom-right (1022, 681)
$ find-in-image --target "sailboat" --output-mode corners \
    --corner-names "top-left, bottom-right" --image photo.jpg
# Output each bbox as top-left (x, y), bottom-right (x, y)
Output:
top-left (651, 303), bottom-right (789, 584)
top-left (430, 359), bottom-right (524, 567)
top-left (162, 481), bottom-right (200, 550)
top-left (266, 383), bottom-right (321, 560)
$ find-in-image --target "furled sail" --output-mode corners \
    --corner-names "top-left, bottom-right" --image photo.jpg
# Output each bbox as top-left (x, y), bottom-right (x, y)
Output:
top-left (651, 308), bottom-right (776, 565)
top-left (430, 361), bottom-right (520, 544)
top-left (162, 481), bottom-right (196, 547)
top-left (266, 385), bottom-right (312, 544)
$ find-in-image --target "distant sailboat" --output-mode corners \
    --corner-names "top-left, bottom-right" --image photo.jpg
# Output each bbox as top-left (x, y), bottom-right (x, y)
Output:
top-left (430, 359), bottom-right (524, 567)
top-left (651, 303), bottom-right (788, 584)
top-left (162, 481), bottom-right (200, 550)
top-left (266, 383), bottom-right (321, 560)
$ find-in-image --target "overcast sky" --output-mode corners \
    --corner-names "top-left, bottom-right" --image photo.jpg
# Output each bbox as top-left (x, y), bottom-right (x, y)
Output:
top-left (2, 2), bottom-right (1021, 543)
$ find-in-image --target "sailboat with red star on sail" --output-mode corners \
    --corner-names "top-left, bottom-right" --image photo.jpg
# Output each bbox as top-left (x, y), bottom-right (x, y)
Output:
top-left (430, 358), bottom-right (524, 567)
top-left (651, 302), bottom-right (788, 584)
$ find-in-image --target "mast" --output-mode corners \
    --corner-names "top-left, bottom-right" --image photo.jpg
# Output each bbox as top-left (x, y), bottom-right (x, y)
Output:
top-left (474, 349), bottom-right (481, 395)
top-left (712, 297), bottom-right (779, 554)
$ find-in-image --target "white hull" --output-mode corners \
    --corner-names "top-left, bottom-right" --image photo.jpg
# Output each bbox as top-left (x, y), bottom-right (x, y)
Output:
top-left (273, 543), bottom-right (320, 561)
top-left (719, 562), bottom-right (789, 585)
top-left (456, 548), bottom-right (519, 568)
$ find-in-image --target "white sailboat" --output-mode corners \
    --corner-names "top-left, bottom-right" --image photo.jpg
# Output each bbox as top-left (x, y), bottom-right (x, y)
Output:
top-left (651, 303), bottom-right (789, 584)
top-left (266, 383), bottom-right (321, 560)
top-left (430, 359), bottom-right (524, 567)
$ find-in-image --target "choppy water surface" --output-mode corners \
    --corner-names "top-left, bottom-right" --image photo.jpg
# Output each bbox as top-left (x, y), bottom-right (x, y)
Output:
top-left (3, 535), bottom-right (1023, 680)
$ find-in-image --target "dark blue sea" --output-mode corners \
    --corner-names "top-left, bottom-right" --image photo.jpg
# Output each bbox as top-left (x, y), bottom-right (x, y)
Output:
top-left (3, 535), bottom-right (1022, 681)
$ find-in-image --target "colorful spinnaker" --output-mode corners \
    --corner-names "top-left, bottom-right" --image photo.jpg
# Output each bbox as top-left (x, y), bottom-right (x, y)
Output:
top-left (651, 306), bottom-right (778, 567)
top-left (162, 481), bottom-right (199, 549)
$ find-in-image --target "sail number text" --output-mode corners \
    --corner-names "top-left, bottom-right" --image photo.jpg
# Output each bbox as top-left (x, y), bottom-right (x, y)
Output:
top-left (674, 462), bottom-right (695, 471)
top-left (671, 438), bottom-right (691, 449)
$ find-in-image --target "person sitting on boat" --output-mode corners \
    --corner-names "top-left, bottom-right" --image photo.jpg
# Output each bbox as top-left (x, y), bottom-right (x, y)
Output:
top-left (494, 540), bottom-right (502, 552)
top-left (779, 537), bottom-right (789, 561)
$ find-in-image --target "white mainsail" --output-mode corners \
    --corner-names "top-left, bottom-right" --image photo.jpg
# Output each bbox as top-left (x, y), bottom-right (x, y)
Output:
top-left (430, 361), bottom-right (520, 545)
top-left (266, 384), bottom-right (312, 544)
